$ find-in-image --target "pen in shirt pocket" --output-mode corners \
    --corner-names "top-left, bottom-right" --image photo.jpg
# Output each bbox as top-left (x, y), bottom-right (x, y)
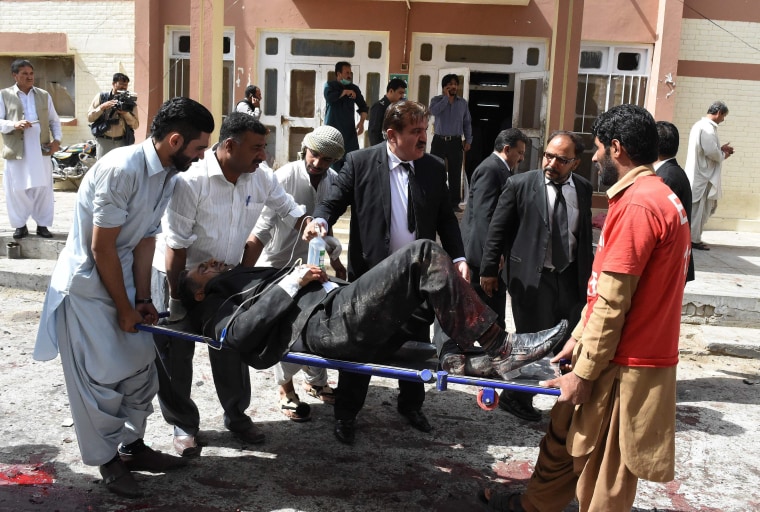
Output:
top-left (246, 195), bottom-right (251, 206)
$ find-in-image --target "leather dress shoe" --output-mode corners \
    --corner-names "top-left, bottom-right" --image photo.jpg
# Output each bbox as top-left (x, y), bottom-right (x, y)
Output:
top-left (99, 458), bottom-right (142, 498)
top-left (12, 225), bottom-right (28, 239)
top-left (399, 409), bottom-right (433, 433)
top-left (119, 444), bottom-right (188, 472)
top-left (173, 434), bottom-right (201, 457)
top-left (334, 418), bottom-right (356, 445)
top-left (499, 390), bottom-right (542, 422)
top-left (490, 320), bottom-right (568, 378)
top-left (440, 353), bottom-right (466, 374)
top-left (36, 226), bottom-right (53, 238)
top-left (232, 423), bottom-right (266, 445)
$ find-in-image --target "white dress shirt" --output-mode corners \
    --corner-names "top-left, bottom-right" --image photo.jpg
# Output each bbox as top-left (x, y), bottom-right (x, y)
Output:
top-left (386, 148), bottom-right (417, 254)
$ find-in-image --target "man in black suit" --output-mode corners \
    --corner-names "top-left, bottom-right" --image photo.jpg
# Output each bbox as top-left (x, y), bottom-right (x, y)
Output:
top-left (367, 78), bottom-right (406, 146)
top-left (655, 121), bottom-right (694, 282)
top-left (305, 100), bottom-right (468, 444)
top-left (178, 241), bottom-right (566, 388)
top-left (480, 131), bottom-right (594, 421)
top-left (437, 128), bottom-right (528, 371)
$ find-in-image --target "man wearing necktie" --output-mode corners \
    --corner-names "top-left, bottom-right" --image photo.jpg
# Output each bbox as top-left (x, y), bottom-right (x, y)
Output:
top-left (480, 131), bottom-right (594, 421)
top-left (305, 100), bottom-right (467, 444)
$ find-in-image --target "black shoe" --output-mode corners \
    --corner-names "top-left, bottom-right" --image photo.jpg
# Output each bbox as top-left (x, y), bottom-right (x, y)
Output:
top-left (334, 418), bottom-right (356, 445)
top-left (36, 226), bottom-right (53, 238)
top-left (399, 409), bottom-right (432, 433)
top-left (12, 225), bottom-right (28, 239)
top-left (499, 390), bottom-right (542, 421)
top-left (464, 354), bottom-right (500, 378)
top-left (490, 320), bottom-right (568, 378)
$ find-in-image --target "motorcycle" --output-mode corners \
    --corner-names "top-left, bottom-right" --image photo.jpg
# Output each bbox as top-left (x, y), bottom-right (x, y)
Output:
top-left (51, 140), bottom-right (97, 191)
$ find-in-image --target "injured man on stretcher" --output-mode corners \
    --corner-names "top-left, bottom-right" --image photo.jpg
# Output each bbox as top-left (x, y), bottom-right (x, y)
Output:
top-left (177, 239), bottom-right (567, 378)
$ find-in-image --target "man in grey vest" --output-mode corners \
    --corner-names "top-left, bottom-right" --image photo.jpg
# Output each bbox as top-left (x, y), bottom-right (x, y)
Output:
top-left (0, 59), bottom-right (62, 239)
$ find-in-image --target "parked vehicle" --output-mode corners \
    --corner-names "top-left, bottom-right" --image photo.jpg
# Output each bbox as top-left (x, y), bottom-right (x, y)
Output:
top-left (52, 140), bottom-right (96, 191)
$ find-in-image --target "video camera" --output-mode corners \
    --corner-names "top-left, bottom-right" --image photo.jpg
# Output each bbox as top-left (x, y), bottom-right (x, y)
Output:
top-left (113, 90), bottom-right (137, 113)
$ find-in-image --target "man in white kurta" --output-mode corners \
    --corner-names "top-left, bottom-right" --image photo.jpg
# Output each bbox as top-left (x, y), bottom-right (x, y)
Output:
top-left (247, 126), bottom-right (346, 420)
top-left (152, 112), bottom-right (306, 456)
top-left (684, 101), bottom-right (733, 249)
top-left (34, 97), bottom-right (214, 498)
top-left (0, 59), bottom-right (62, 238)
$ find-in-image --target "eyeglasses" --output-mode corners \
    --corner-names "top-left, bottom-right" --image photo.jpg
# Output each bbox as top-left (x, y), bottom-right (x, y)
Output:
top-left (543, 152), bottom-right (577, 165)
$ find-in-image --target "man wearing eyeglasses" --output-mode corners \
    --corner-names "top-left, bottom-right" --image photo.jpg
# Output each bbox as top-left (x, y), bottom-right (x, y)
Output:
top-left (480, 131), bottom-right (593, 422)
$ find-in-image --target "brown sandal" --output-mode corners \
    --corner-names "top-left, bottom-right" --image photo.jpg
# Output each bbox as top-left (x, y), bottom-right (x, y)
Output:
top-left (280, 392), bottom-right (312, 422)
top-left (304, 383), bottom-right (336, 404)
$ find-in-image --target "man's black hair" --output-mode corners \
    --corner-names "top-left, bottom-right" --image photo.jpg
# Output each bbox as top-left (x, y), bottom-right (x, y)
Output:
top-left (655, 121), bottom-right (679, 159)
top-left (493, 128), bottom-right (528, 152)
top-left (10, 59), bottom-right (33, 74)
top-left (547, 130), bottom-right (585, 157)
top-left (591, 104), bottom-right (658, 166)
top-left (335, 61), bottom-right (351, 75)
top-left (112, 73), bottom-right (129, 83)
top-left (441, 74), bottom-right (459, 88)
top-left (244, 85), bottom-right (259, 98)
top-left (150, 97), bottom-right (215, 142)
top-left (386, 78), bottom-right (407, 92)
top-left (220, 112), bottom-right (267, 142)
top-left (707, 101), bottom-right (728, 116)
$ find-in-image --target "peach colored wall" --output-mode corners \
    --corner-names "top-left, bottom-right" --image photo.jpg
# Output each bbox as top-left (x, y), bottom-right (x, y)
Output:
top-left (581, 0), bottom-right (659, 43)
top-left (682, 0), bottom-right (760, 23)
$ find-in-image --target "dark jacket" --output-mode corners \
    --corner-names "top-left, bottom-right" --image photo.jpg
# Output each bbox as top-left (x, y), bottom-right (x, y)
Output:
top-left (657, 158), bottom-right (695, 282)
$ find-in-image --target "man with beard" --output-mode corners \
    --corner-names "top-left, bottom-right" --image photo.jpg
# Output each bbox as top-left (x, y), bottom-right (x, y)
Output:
top-left (304, 100), bottom-right (468, 444)
top-left (35, 97), bottom-right (214, 498)
top-left (480, 104), bottom-right (691, 511)
top-left (244, 126), bottom-right (347, 421)
top-left (479, 131), bottom-right (593, 422)
top-left (151, 113), bottom-right (307, 458)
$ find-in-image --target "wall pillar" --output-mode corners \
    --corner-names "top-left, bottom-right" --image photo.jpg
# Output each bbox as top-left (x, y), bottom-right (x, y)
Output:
top-left (134, 0), bottom-right (163, 141)
top-left (647, 0), bottom-right (684, 121)
top-left (190, 0), bottom-right (224, 141)
top-left (545, 0), bottom-right (583, 136)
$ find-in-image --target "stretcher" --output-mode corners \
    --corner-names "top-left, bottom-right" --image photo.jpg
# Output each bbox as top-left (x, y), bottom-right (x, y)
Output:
top-left (138, 322), bottom-right (561, 411)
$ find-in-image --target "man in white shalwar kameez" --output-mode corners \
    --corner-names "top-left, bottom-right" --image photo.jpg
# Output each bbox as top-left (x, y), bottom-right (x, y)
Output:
top-left (34, 97), bottom-right (214, 499)
top-left (0, 59), bottom-right (62, 239)
top-left (684, 101), bottom-right (733, 250)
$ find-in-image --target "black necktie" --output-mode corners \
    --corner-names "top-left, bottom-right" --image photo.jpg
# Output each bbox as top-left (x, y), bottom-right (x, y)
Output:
top-left (551, 181), bottom-right (569, 272)
top-left (401, 162), bottom-right (416, 233)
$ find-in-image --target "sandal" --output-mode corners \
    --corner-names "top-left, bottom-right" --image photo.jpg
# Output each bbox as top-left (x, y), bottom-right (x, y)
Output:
top-left (280, 392), bottom-right (311, 422)
top-left (478, 489), bottom-right (526, 511)
top-left (692, 242), bottom-right (710, 251)
top-left (304, 383), bottom-right (336, 405)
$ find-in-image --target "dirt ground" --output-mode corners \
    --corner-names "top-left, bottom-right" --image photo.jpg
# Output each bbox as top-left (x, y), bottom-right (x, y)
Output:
top-left (1, 286), bottom-right (759, 512)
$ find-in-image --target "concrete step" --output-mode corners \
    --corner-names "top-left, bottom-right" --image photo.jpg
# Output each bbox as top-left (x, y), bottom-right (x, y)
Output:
top-left (1, 234), bottom-right (66, 260)
top-left (0, 257), bottom-right (56, 292)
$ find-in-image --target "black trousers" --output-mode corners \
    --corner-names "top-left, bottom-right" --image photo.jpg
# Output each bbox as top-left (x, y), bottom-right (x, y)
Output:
top-left (430, 135), bottom-right (464, 208)
top-left (302, 240), bottom-right (498, 419)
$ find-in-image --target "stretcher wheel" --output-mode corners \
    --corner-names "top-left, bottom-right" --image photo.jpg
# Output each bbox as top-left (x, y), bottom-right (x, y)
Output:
top-left (477, 388), bottom-right (499, 411)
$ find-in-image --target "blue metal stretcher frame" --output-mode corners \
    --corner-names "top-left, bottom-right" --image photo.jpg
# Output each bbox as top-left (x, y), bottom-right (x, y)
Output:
top-left (138, 323), bottom-right (561, 401)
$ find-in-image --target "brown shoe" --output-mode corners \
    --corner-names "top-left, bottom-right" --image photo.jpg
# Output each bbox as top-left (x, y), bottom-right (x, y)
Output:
top-left (99, 458), bottom-right (142, 498)
top-left (119, 444), bottom-right (188, 472)
top-left (173, 434), bottom-right (201, 457)
top-left (232, 423), bottom-right (266, 445)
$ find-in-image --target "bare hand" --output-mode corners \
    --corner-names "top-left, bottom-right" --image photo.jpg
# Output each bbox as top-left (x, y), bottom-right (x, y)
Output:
top-left (102, 99), bottom-right (118, 111)
top-left (48, 140), bottom-right (61, 154)
top-left (550, 337), bottom-right (576, 364)
top-left (480, 276), bottom-right (499, 297)
top-left (356, 122), bottom-right (365, 136)
top-left (298, 265), bottom-right (328, 287)
top-left (302, 219), bottom-right (327, 241)
top-left (342, 90), bottom-right (356, 100)
top-left (463, 142), bottom-right (471, 152)
top-left (454, 260), bottom-right (470, 283)
top-left (331, 258), bottom-right (347, 280)
top-left (136, 302), bottom-right (159, 326)
top-left (117, 307), bottom-right (147, 333)
top-left (14, 120), bottom-right (32, 130)
top-left (541, 372), bottom-right (592, 405)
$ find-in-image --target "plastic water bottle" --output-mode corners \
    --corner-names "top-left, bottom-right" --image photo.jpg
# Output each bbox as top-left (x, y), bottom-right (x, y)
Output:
top-left (307, 236), bottom-right (326, 270)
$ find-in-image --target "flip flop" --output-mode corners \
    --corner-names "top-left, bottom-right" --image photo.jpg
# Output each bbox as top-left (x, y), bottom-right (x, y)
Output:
top-left (478, 489), bottom-right (526, 511)
top-left (692, 242), bottom-right (710, 251)
top-left (304, 383), bottom-right (336, 405)
top-left (280, 392), bottom-right (311, 422)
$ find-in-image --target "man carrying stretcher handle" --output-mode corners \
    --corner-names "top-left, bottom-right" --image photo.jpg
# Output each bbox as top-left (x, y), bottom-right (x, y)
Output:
top-left (177, 239), bottom-right (567, 392)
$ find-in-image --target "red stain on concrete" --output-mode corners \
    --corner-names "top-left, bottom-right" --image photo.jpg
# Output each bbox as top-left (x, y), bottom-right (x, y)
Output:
top-left (665, 480), bottom-right (722, 512)
top-left (492, 460), bottom-right (534, 481)
top-left (0, 463), bottom-right (55, 486)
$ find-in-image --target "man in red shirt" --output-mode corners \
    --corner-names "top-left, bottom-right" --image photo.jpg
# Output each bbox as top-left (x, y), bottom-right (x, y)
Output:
top-left (480, 104), bottom-right (691, 511)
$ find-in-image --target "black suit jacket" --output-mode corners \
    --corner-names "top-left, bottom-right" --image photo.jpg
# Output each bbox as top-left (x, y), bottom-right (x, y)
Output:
top-left (191, 266), bottom-right (341, 370)
top-left (480, 169), bottom-right (594, 304)
top-left (461, 152), bottom-right (512, 270)
top-left (657, 158), bottom-right (695, 282)
top-left (313, 142), bottom-right (464, 282)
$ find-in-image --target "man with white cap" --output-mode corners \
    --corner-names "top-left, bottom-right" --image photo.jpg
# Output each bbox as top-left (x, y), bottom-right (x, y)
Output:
top-left (243, 126), bottom-right (347, 421)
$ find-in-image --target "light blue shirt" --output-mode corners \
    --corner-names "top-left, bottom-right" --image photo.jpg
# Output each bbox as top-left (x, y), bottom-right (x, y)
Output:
top-left (35, 139), bottom-right (178, 382)
top-left (429, 94), bottom-right (472, 144)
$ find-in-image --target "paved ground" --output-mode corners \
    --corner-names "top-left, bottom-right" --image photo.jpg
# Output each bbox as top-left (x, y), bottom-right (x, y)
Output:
top-left (0, 189), bottom-right (759, 511)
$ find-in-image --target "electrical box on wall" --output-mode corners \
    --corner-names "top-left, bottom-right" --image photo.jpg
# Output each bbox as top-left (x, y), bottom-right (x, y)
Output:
top-left (401, 63), bottom-right (408, 71)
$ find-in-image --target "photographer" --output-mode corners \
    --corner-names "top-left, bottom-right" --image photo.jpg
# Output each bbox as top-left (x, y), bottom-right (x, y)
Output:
top-left (87, 73), bottom-right (139, 158)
